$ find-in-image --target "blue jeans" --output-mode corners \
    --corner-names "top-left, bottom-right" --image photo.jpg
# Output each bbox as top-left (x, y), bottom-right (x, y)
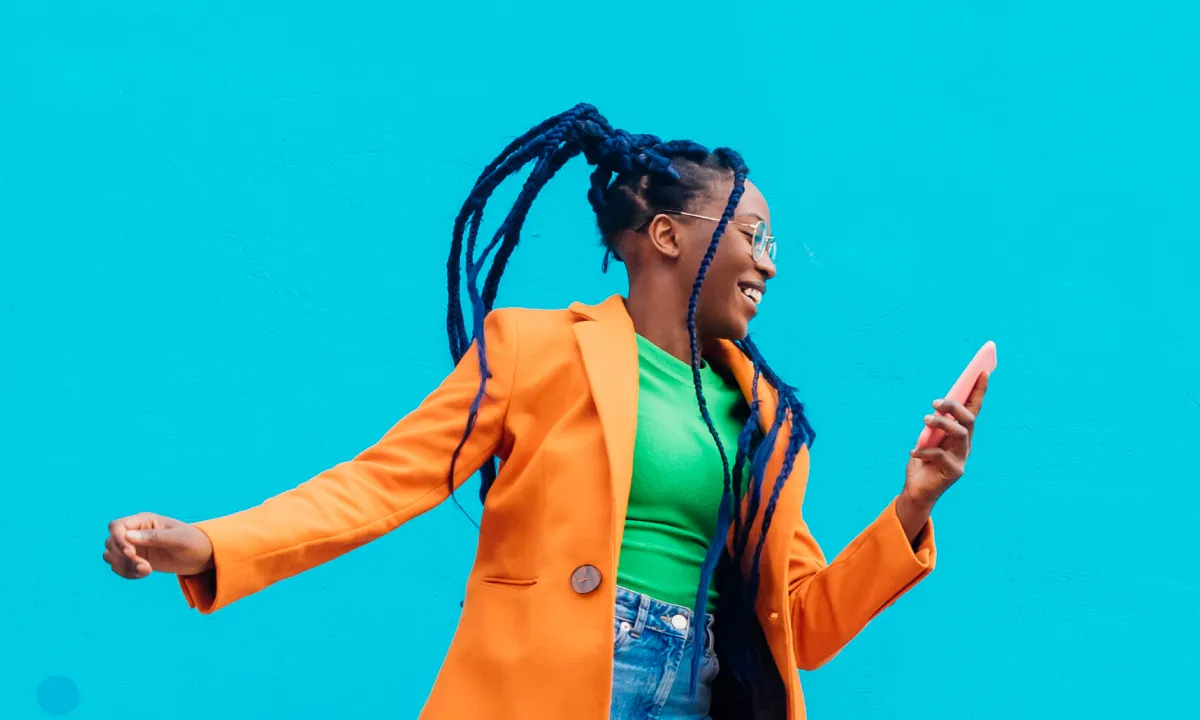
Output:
top-left (610, 586), bottom-right (720, 720)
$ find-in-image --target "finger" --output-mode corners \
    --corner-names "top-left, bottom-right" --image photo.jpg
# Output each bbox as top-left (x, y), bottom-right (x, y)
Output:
top-left (932, 398), bottom-right (976, 430)
top-left (106, 550), bottom-right (148, 579)
top-left (111, 561), bottom-right (151, 579)
top-left (910, 446), bottom-right (946, 461)
top-left (108, 519), bottom-right (131, 554)
top-left (924, 413), bottom-right (968, 440)
top-left (104, 535), bottom-right (127, 560)
top-left (104, 536), bottom-right (146, 575)
top-left (965, 371), bottom-right (990, 416)
top-left (108, 513), bottom-right (159, 554)
top-left (106, 534), bottom-right (141, 564)
top-left (909, 447), bottom-right (964, 474)
top-left (126, 527), bottom-right (185, 550)
top-left (118, 552), bottom-right (151, 577)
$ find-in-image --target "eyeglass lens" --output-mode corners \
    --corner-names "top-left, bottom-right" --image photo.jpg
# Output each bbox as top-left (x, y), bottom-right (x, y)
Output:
top-left (753, 221), bottom-right (776, 262)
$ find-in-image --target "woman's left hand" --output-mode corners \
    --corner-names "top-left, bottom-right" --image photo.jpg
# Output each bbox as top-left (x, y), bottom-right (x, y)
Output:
top-left (895, 372), bottom-right (989, 541)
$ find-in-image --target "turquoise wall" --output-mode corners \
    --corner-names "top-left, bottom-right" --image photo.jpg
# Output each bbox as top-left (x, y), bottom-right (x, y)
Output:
top-left (2, 1), bottom-right (1197, 717)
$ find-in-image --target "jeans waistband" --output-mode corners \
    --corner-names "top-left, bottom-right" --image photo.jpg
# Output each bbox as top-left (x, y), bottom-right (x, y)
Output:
top-left (614, 586), bottom-right (716, 655)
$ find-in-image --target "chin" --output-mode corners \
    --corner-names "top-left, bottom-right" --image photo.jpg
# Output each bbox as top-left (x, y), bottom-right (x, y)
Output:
top-left (712, 318), bottom-right (750, 343)
top-left (695, 309), bottom-right (750, 344)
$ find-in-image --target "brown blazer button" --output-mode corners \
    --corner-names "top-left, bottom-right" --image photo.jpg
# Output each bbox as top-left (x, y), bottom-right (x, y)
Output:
top-left (570, 565), bottom-right (602, 594)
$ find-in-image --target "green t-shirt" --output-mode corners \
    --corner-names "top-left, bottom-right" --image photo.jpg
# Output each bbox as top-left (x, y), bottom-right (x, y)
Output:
top-left (616, 335), bottom-right (750, 612)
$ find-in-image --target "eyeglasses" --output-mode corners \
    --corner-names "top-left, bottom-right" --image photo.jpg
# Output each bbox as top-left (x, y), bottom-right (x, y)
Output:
top-left (660, 210), bottom-right (777, 263)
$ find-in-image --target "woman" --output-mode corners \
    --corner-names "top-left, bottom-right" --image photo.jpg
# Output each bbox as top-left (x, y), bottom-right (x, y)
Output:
top-left (103, 104), bottom-right (989, 720)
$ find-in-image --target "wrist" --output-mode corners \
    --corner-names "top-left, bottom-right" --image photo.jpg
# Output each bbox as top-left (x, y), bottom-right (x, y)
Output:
top-left (900, 485), bottom-right (939, 514)
top-left (895, 490), bottom-right (936, 544)
top-left (193, 524), bottom-right (215, 572)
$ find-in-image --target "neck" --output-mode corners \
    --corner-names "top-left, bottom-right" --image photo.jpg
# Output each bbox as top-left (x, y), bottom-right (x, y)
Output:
top-left (624, 272), bottom-right (702, 365)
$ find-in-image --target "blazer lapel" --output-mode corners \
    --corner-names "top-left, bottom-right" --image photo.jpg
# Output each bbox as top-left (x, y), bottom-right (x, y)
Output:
top-left (708, 339), bottom-right (778, 433)
top-left (707, 339), bottom-right (810, 583)
top-left (570, 296), bottom-right (640, 554)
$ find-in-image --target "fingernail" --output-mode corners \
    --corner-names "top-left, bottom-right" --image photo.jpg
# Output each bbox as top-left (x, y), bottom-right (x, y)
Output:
top-left (126, 531), bottom-right (143, 541)
top-left (933, 399), bottom-right (944, 408)
top-left (924, 415), bottom-right (934, 422)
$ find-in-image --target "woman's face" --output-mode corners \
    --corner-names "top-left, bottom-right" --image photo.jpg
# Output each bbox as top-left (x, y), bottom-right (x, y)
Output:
top-left (679, 178), bottom-right (777, 342)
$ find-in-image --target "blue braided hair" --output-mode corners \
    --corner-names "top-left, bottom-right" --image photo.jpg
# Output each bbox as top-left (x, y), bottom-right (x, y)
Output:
top-left (443, 103), bottom-right (815, 698)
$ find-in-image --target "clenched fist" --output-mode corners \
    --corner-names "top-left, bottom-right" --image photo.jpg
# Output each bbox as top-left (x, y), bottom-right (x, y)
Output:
top-left (104, 512), bottom-right (214, 579)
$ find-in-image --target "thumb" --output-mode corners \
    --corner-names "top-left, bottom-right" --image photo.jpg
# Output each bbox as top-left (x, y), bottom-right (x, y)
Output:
top-left (126, 527), bottom-right (188, 549)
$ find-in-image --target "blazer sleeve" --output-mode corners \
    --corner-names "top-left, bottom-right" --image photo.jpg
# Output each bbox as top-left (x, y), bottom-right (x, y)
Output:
top-left (178, 310), bottom-right (519, 614)
top-left (787, 498), bottom-right (936, 670)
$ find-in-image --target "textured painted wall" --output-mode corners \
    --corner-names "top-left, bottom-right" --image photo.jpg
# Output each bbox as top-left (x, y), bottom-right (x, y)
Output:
top-left (2, 1), bottom-right (1197, 718)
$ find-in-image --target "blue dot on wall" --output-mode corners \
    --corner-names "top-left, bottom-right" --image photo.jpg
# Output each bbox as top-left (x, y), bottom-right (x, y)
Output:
top-left (36, 676), bottom-right (80, 715)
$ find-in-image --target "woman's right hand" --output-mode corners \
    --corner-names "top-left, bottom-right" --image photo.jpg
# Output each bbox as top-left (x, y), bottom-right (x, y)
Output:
top-left (104, 512), bottom-right (214, 579)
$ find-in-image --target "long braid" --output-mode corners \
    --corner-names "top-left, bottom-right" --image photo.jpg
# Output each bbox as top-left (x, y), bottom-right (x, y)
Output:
top-left (736, 401), bottom-right (782, 557)
top-left (729, 364), bottom-right (762, 552)
top-left (474, 145), bottom-right (581, 499)
top-left (733, 336), bottom-right (817, 667)
top-left (468, 148), bottom-right (569, 503)
top-left (481, 144), bottom-right (577, 313)
top-left (447, 111), bottom-right (572, 362)
top-left (685, 148), bottom-right (748, 694)
top-left (445, 104), bottom-right (679, 506)
top-left (733, 374), bottom-right (779, 563)
top-left (454, 148), bottom-right (565, 508)
top-left (741, 335), bottom-right (816, 449)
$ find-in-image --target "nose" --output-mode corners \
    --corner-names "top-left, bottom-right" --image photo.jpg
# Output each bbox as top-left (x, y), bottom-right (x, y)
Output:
top-left (755, 251), bottom-right (777, 280)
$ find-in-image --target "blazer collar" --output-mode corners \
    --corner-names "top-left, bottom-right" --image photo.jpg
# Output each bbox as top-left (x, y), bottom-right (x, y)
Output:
top-left (570, 296), bottom-right (779, 427)
top-left (569, 295), bottom-right (784, 553)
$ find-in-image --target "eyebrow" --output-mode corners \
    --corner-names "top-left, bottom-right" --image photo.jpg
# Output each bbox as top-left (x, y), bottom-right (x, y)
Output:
top-left (738, 212), bottom-right (768, 223)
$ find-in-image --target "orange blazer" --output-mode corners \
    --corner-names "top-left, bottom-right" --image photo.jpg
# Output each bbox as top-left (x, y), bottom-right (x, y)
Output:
top-left (179, 295), bottom-right (936, 720)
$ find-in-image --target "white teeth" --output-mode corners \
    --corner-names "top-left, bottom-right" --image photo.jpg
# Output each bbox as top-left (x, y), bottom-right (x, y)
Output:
top-left (740, 287), bottom-right (762, 304)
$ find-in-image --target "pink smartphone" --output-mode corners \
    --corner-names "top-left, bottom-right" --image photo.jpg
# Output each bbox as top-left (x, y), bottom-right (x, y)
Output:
top-left (916, 340), bottom-right (997, 450)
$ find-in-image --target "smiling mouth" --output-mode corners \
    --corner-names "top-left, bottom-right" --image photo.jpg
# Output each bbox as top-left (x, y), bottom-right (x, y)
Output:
top-left (739, 285), bottom-right (763, 306)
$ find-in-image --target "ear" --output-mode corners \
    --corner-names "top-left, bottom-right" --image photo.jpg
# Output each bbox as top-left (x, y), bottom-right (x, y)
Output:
top-left (645, 214), bottom-right (683, 260)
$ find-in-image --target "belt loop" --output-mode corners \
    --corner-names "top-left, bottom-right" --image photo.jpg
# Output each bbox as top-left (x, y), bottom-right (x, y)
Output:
top-left (631, 593), bottom-right (651, 638)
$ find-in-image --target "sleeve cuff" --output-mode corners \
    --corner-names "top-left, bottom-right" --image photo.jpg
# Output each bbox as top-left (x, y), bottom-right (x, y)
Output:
top-left (868, 497), bottom-right (937, 606)
top-left (178, 570), bottom-right (214, 611)
top-left (176, 521), bottom-right (240, 614)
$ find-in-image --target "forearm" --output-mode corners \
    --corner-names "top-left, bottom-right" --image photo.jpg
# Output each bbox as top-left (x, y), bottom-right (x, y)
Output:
top-left (180, 457), bottom-right (463, 613)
